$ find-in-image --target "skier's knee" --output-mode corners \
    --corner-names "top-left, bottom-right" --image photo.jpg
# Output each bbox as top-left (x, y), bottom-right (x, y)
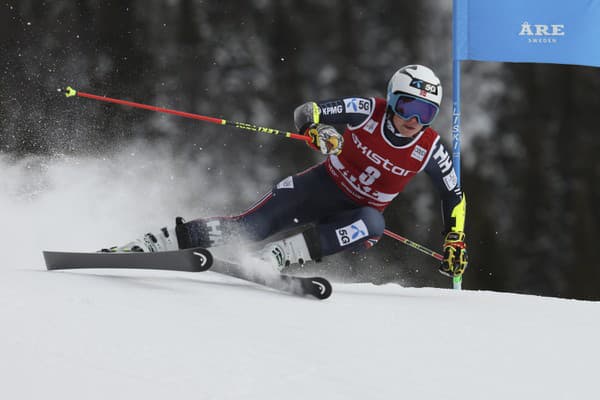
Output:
top-left (328, 207), bottom-right (384, 254)
top-left (355, 207), bottom-right (385, 238)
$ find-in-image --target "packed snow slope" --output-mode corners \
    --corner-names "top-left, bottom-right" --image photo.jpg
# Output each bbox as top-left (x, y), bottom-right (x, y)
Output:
top-left (1, 266), bottom-right (599, 400)
top-left (2, 148), bottom-right (599, 399)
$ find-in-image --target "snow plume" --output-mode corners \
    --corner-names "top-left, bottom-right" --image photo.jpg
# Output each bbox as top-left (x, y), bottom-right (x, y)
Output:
top-left (210, 244), bottom-right (295, 285)
top-left (0, 140), bottom-right (276, 269)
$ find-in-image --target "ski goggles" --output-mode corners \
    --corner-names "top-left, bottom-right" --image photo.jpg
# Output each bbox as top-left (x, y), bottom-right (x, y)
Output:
top-left (389, 93), bottom-right (439, 125)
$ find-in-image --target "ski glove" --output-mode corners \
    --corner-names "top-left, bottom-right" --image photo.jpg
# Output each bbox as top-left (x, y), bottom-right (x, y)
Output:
top-left (439, 231), bottom-right (468, 278)
top-left (305, 124), bottom-right (343, 155)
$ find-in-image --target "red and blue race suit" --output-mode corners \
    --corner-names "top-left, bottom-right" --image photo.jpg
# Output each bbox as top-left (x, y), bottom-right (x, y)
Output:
top-left (178, 97), bottom-right (464, 259)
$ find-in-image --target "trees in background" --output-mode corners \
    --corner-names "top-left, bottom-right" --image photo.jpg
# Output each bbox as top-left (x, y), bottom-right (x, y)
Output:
top-left (1, 1), bottom-right (598, 299)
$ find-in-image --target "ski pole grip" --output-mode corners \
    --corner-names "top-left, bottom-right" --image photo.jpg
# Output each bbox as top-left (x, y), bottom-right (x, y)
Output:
top-left (65, 86), bottom-right (77, 98)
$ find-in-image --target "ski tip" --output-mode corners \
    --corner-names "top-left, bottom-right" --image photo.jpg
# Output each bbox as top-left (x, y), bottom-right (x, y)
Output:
top-left (308, 277), bottom-right (332, 300)
top-left (190, 248), bottom-right (213, 271)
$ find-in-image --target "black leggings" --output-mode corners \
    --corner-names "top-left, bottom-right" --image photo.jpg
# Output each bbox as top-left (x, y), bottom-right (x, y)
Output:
top-left (183, 163), bottom-right (385, 256)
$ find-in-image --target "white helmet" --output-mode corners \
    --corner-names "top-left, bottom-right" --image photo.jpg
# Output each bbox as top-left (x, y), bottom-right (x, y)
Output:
top-left (386, 64), bottom-right (442, 125)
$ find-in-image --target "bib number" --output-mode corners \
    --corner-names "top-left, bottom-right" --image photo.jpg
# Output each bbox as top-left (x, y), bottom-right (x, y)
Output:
top-left (359, 166), bottom-right (381, 186)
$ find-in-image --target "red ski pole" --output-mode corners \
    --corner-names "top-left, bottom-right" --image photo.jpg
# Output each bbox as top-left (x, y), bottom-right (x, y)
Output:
top-left (63, 86), bottom-right (312, 143)
top-left (383, 229), bottom-right (462, 290)
top-left (383, 229), bottom-right (443, 261)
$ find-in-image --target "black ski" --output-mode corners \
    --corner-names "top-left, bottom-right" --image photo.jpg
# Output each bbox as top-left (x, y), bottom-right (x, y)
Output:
top-left (210, 257), bottom-right (332, 300)
top-left (43, 248), bottom-right (332, 300)
top-left (43, 247), bottom-right (213, 272)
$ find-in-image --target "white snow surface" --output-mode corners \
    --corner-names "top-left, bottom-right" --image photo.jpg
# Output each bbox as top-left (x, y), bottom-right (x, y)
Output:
top-left (2, 147), bottom-right (599, 399)
top-left (2, 268), bottom-right (599, 400)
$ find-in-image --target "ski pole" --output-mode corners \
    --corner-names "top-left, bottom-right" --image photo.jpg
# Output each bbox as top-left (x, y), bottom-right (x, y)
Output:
top-left (383, 229), bottom-right (462, 290)
top-left (62, 86), bottom-right (312, 144)
top-left (384, 229), bottom-right (443, 261)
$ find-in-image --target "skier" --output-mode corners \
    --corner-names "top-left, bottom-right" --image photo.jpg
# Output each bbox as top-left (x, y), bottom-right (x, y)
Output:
top-left (106, 64), bottom-right (468, 279)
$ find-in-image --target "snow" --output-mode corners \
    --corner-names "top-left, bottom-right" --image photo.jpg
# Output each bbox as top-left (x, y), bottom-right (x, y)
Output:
top-left (1, 266), bottom-right (599, 400)
top-left (2, 148), bottom-right (599, 399)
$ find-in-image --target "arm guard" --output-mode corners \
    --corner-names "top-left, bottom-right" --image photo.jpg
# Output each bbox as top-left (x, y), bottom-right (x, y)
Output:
top-left (448, 194), bottom-right (466, 233)
top-left (423, 139), bottom-right (465, 234)
top-left (294, 101), bottom-right (320, 133)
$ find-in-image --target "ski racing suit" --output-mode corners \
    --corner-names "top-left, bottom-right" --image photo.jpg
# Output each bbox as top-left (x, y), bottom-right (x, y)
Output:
top-left (176, 97), bottom-right (466, 262)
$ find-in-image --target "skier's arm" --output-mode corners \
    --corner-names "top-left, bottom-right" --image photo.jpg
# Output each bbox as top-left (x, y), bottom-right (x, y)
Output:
top-left (424, 140), bottom-right (468, 277)
top-left (293, 97), bottom-right (373, 133)
top-left (294, 98), bottom-right (372, 155)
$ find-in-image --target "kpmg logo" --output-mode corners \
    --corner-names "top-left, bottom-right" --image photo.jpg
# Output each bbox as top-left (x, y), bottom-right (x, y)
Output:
top-left (519, 22), bottom-right (565, 44)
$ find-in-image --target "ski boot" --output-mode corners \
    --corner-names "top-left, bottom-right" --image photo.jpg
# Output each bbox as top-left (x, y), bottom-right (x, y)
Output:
top-left (101, 227), bottom-right (178, 253)
top-left (260, 231), bottom-right (318, 272)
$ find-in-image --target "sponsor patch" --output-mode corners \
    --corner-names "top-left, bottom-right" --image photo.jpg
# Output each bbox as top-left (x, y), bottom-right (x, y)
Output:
top-left (411, 145), bottom-right (427, 161)
top-left (206, 220), bottom-right (224, 246)
top-left (336, 219), bottom-right (369, 246)
top-left (344, 98), bottom-right (371, 115)
top-left (352, 133), bottom-right (412, 176)
top-left (443, 169), bottom-right (458, 191)
top-left (409, 79), bottom-right (438, 96)
top-left (276, 176), bottom-right (294, 189)
top-left (321, 104), bottom-right (343, 115)
top-left (364, 119), bottom-right (378, 133)
top-left (433, 144), bottom-right (453, 174)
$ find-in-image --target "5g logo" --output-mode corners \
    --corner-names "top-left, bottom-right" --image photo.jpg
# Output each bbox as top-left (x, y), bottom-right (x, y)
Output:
top-left (338, 228), bottom-right (351, 245)
top-left (344, 98), bottom-right (371, 114)
top-left (410, 79), bottom-right (438, 95)
top-left (335, 220), bottom-right (369, 246)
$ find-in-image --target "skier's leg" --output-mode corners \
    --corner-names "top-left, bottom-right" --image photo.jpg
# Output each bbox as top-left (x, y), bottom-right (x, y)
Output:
top-left (103, 188), bottom-right (290, 253)
top-left (175, 163), bottom-right (353, 249)
top-left (102, 169), bottom-right (310, 253)
top-left (174, 188), bottom-right (288, 249)
top-left (262, 206), bottom-right (385, 269)
top-left (315, 206), bottom-right (385, 256)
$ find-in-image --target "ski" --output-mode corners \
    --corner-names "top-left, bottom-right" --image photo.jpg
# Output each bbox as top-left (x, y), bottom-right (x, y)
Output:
top-left (43, 247), bottom-right (213, 272)
top-left (43, 248), bottom-right (332, 299)
top-left (210, 257), bottom-right (332, 300)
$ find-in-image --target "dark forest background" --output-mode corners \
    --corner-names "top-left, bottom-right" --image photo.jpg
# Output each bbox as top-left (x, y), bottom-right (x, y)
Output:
top-left (1, 1), bottom-right (599, 300)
